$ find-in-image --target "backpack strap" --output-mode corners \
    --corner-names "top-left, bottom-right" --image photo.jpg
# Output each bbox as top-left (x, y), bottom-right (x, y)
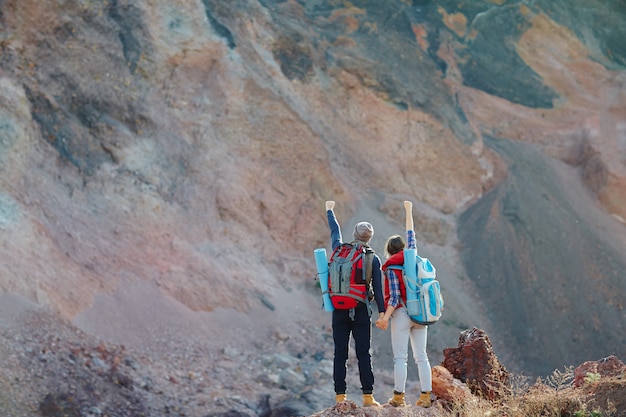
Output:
top-left (351, 241), bottom-right (375, 316)
top-left (362, 245), bottom-right (375, 318)
top-left (388, 264), bottom-right (420, 287)
top-left (364, 249), bottom-right (374, 288)
top-left (353, 241), bottom-right (374, 287)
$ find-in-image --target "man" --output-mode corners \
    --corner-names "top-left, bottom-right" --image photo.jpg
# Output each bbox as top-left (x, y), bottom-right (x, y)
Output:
top-left (325, 200), bottom-right (385, 407)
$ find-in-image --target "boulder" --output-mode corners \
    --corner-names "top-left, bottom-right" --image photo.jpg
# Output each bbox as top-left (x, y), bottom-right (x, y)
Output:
top-left (431, 365), bottom-right (474, 404)
top-left (573, 355), bottom-right (626, 388)
top-left (442, 327), bottom-right (510, 401)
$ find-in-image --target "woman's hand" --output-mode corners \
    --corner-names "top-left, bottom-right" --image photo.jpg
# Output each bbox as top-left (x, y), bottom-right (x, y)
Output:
top-left (375, 316), bottom-right (389, 331)
top-left (326, 200), bottom-right (335, 211)
top-left (404, 200), bottom-right (414, 232)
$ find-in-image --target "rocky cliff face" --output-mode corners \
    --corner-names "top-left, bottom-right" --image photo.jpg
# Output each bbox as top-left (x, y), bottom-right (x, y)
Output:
top-left (0, 0), bottom-right (625, 413)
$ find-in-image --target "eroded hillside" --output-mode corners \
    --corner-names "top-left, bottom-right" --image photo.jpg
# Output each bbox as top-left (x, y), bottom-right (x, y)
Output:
top-left (0, 1), bottom-right (625, 409)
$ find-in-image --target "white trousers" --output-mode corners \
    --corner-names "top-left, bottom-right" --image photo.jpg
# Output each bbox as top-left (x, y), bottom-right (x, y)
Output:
top-left (390, 307), bottom-right (432, 393)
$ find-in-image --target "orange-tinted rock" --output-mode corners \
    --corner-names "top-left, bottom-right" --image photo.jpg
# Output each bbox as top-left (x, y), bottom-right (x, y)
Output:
top-left (431, 365), bottom-right (474, 404)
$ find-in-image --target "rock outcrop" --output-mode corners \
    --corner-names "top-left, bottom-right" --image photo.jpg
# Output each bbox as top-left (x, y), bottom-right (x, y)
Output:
top-left (574, 355), bottom-right (626, 388)
top-left (442, 327), bottom-right (510, 401)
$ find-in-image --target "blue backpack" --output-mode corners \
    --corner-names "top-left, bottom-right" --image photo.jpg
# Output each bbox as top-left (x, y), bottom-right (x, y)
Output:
top-left (388, 248), bottom-right (444, 325)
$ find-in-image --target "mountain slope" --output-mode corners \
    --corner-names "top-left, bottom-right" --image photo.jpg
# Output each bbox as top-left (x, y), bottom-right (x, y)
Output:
top-left (0, 2), bottom-right (624, 411)
top-left (458, 137), bottom-right (626, 376)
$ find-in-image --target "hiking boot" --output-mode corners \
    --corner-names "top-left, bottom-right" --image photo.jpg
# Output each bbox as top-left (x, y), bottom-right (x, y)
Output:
top-left (335, 393), bottom-right (347, 403)
top-left (416, 391), bottom-right (432, 408)
top-left (388, 391), bottom-right (406, 407)
top-left (362, 393), bottom-right (380, 407)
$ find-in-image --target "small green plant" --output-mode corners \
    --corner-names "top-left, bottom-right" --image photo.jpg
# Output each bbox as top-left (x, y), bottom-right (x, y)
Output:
top-left (583, 372), bottom-right (601, 385)
top-left (573, 409), bottom-right (603, 417)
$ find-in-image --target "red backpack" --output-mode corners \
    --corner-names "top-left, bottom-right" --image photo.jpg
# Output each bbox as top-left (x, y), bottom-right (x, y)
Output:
top-left (327, 242), bottom-right (374, 309)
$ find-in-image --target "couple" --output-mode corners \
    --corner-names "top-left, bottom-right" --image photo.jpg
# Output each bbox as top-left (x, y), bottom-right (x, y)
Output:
top-left (325, 200), bottom-right (432, 408)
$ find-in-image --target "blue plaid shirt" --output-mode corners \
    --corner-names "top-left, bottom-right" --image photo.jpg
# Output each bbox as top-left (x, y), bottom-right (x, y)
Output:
top-left (407, 229), bottom-right (416, 251)
top-left (386, 269), bottom-right (402, 308)
top-left (386, 230), bottom-right (416, 308)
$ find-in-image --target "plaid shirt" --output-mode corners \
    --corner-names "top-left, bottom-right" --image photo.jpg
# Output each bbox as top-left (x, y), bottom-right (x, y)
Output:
top-left (386, 230), bottom-right (417, 309)
top-left (407, 229), bottom-right (416, 251)
top-left (386, 269), bottom-right (402, 308)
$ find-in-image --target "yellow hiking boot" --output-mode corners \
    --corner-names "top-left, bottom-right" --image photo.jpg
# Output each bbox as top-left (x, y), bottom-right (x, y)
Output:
top-left (362, 393), bottom-right (381, 407)
top-left (335, 393), bottom-right (347, 403)
top-left (388, 391), bottom-right (406, 407)
top-left (416, 391), bottom-right (432, 408)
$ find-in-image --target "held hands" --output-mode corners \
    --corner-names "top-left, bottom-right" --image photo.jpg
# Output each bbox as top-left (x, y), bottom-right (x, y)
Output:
top-left (375, 318), bottom-right (388, 331)
top-left (375, 313), bottom-right (389, 331)
top-left (326, 200), bottom-right (335, 211)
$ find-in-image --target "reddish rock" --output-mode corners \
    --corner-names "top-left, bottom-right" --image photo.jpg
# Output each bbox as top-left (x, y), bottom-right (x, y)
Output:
top-left (431, 365), bottom-right (474, 404)
top-left (573, 355), bottom-right (626, 388)
top-left (442, 327), bottom-right (510, 401)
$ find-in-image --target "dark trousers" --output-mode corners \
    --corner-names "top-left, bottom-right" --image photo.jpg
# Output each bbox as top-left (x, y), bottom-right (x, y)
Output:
top-left (332, 303), bottom-right (374, 394)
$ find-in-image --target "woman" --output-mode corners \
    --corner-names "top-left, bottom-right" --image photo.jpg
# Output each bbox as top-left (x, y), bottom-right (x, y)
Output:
top-left (375, 201), bottom-right (432, 408)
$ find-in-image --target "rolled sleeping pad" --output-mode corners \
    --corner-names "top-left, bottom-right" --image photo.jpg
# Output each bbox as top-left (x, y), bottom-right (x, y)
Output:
top-left (314, 248), bottom-right (334, 311)
top-left (403, 248), bottom-right (419, 316)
